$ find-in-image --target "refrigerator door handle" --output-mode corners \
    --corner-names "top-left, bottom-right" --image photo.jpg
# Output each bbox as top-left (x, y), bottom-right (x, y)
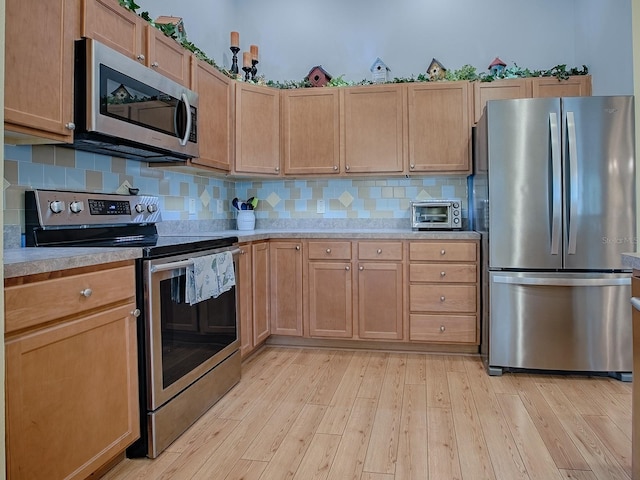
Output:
top-left (566, 111), bottom-right (579, 255)
top-left (493, 275), bottom-right (630, 287)
top-left (549, 112), bottom-right (561, 255)
top-left (631, 297), bottom-right (640, 311)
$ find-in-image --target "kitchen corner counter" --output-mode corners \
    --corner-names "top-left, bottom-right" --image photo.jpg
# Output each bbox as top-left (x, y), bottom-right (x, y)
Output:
top-left (218, 228), bottom-right (481, 242)
top-left (621, 252), bottom-right (640, 270)
top-left (4, 247), bottom-right (142, 279)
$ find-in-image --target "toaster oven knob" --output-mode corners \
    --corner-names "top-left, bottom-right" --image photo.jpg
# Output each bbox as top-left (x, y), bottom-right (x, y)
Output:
top-left (453, 218), bottom-right (460, 224)
top-left (49, 200), bottom-right (65, 214)
top-left (453, 202), bottom-right (459, 208)
top-left (135, 204), bottom-right (145, 214)
top-left (69, 201), bottom-right (84, 214)
top-left (147, 204), bottom-right (158, 213)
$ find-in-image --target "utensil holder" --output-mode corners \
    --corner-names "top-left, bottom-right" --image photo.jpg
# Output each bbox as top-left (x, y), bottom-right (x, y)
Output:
top-left (237, 210), bottom-right (255, 231)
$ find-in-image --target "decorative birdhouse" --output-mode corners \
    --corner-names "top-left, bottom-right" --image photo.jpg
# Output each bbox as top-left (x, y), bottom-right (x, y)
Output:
top-left (306, 65), bottom-right (333, 87)
top-left (370, 57), bottom-right (390, 83)
top-left (110, 84), bottom-right (132, 102)
top-left (488, 57), bottom-right (507, 76)
top-left (426, 58), bottom-right (447, 81)
top-left (154, 16), bottom-right (187, 42)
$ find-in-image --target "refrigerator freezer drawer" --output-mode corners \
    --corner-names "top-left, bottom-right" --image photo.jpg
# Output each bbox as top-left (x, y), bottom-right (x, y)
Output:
top-left (489, 271), bottom-right (632, 373)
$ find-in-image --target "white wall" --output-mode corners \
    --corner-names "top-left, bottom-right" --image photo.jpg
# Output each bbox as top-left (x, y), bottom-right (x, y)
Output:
top-left (138, 0), bottom-right (632, 95)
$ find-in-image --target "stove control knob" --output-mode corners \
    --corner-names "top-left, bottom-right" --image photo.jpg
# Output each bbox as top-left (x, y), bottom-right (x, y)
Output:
top-left (69, 201), bottom-right (84, 214)
top-left (49, 200), bottom-right (65, 214)
top-left (147, 204), bottom-right (158, 213)
top-left (135, 204), bottom-right (145, 214)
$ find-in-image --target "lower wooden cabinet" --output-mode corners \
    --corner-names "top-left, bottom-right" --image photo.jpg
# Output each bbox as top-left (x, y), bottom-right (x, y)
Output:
top-left (4, 262), bottom-right (139, 480)
top-left (269, 241), bottom-right (303, 336)
top-left (239, 241), bottom-right (271, 358)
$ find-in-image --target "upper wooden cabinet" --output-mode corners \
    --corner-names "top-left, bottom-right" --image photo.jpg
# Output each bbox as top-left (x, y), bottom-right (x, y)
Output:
top-left (234, 83), bottom-right (281, 175)
top-left (342, 84), bottom-right (405, 174)
top-left (5, 0), bottom-right (80, 144)
top-left (282, 88), bottom-right (341, 175)
top-left (473, 75), bottom-right (592, 123)
top-left (191, 60), bottom-right (234, 171)
top-left (407, 81), bottom-right (472, 174)
top-left (82, 0), bottom-right (192, 86)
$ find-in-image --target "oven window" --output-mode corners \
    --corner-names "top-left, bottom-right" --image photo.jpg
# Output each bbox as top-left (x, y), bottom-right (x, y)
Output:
top-left (158, 273), bottom-right (236, 389)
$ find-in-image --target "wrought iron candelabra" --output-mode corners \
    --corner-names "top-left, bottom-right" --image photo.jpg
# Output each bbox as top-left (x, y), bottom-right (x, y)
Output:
top-left (230, 46), bottom-right (240, 75)
top-left (251, 59), bottom-right (259, 81)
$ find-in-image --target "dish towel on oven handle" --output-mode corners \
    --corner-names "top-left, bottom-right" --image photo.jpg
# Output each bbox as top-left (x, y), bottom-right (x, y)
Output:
top-left (185, 251), bottom-right (235, 305)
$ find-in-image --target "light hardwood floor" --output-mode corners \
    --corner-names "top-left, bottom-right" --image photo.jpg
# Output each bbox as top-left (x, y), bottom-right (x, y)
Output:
top-left (103, 346), bottom-right (633, 480)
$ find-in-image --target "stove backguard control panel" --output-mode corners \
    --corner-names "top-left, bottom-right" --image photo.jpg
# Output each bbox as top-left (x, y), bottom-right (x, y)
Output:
top-left (26, 189), bottom-right (161, 227)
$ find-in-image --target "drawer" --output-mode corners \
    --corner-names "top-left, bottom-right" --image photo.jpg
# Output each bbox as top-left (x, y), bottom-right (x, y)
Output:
top-left (308, 241), bottom-right (352, 260)
top-left (410, 241), bottom-right (477, 262)
top-left (409, 314), bottom-right (477, 343)
top-left (410, 284), bottom-right (476, 313)
top-left (410, 263), bottom-right (477, 283)
top-left (358, 241), bottom-right (403, 261)
top-left (5, 265), bottom-right (136, 333)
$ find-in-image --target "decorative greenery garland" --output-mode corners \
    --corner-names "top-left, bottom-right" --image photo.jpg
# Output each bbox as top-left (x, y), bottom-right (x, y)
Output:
top-left (118, 0), bottom-right (588, 88)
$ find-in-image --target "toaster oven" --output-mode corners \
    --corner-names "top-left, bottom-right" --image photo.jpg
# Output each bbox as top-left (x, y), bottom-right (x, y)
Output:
top-left (411, 200), bottom-right (462, 230)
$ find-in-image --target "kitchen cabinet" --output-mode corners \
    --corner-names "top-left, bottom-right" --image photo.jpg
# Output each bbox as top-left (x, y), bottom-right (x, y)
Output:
top-left (356, 241), bottom-right (404, 340)
top-left (239, 241), bottom-right (270, 358)
top-left (407, 81), bottom-right (472, 174)
top-left (473, 75), bottom-right (592, 123)
top-left (408, 241), bottom-right (479, 344)
top-left (4, 0), bottom-right (80, 144)
top-left (269, 241), bottom-right (304, 336)
top-left (191, 60), bottom-right (234, 171)
top-left (306, 241), bottom-right (354, 338)
top-left (4, 261), bottom-right (139, 480)
top-left (234, 83), bottom-right (281, 175)
top-left (145, 25), bottom-right (193, 86)
top-left (342, 84), bottom-right (405, 174)
top-left (282, 88), bottom-right (341, 175)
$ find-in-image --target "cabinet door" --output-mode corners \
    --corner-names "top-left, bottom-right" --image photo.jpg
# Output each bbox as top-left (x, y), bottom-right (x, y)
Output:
top-left (357, 262), bottom-right (403, 340)
top-left (192, 60), bottom-right (234, 171)
top-left (6, 303), bottom-right (139, 480)
top-left (235, 83), bottom-right (281, 175)
top-left (5, 0), bottom-right (80, 143)
top-left (308, 262), bottom-right (353, 337)
top-left (282, 88), bottom-right (341, 175)
top-left (237, 244), bottom-right (254, 358)
top-left (531, 75), bottom-right (592, 98)
top-left (82, 0), bottom-right (146, 62)
top-left (407, 81), bottom-right (471, 173)
top-left (270, 241), bottom-right (303, 336)
top-left (252, 242), bottom-right (271, 345)
top-left (146, 25), bottom-right (192, 86)
top-left (473, 78), bottom-right (531, 123)
top-left (342, 85), bottom-right (405, 174)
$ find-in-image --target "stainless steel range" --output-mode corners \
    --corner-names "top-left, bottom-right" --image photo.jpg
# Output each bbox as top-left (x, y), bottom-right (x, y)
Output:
top-left (25, 189), bottom-right (241, 458)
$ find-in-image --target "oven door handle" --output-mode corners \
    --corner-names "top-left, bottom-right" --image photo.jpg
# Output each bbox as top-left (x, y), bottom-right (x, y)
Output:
top-left (150, 248), bottom-right (241, 273)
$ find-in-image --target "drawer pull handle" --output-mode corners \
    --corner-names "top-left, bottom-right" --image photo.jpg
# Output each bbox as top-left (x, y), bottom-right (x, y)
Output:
top-left (137, 54), bottom-right (145, 62)
top-left (377, 248), bottom-right (382, 254)
top-left (359, 266), bottom-right (364, 271)
top-left (440, 271), bottom-right (446, 277)
top-left (80, 288), bottom-right (93, 298)
top-left (440, 325), bottom-right (445, 332)
top-left (440, 249), bottom-right (446, 255)
top-left (151, 61), bottom-right (159, 68)
top-left (326, 248), bottom-right (331, 254)
top-left (345, 265), bottom-right (350, 271)
top-left (131, 309), bottom-right (141, 318)
top-left (440, 296), bottom-right (446, 302)
top-left (296, 245), bottom-right (300, 251)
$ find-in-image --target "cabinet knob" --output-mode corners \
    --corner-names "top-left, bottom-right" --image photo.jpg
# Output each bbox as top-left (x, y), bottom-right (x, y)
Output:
top-left (131, 308), bottom-right (141, 318)
top-left (440, 271), bottom-right (446, 277)
top-left (151, 61), bottom-right (159, 68)
top-left (440, 296), bottom-right (446, 302)
top-left (410, 164), bottom-right (415, 169)
top-left (295, 245), bottom-right (300, 251)
top-left (275, 166), bottom-right (280, 172)
top-left (440, 249), bottom-right (446, 255)
top-left (345, 165), bottom-right (350, 171)
top-left (345, 265), bottom-right (350, 271)
top-left (376, 248), bottom-right (382, 254)
top-left (359, 266), bottom-right (364, 271)
top-left (137, 54), bottom-right (145, 62)
top-left (326, 248), bottom-right (331, 254)
top-left (80, 288), bottom-right (93, 298)
top-left (440, 325), bottom-right (446, 332)
top-left (240, 249), bottom-right (246, 255)
top-left (65, 122), bottom-right (76, 130)
top-left (333, 165), bottom-right (338, 171)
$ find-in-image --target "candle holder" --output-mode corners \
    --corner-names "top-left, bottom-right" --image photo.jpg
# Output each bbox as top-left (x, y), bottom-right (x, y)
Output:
top-left (230, 46), bottom-right (240, 75)
top-left (251, 59), bottom-right (259, 81)
top-left (242, 65), bottom-right (252, 81)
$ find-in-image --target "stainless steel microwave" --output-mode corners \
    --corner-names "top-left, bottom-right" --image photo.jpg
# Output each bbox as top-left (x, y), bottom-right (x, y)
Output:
top-left (70, 38), bottom-right (198, 162)
top-left (411, 200), bottom-right (462, 230)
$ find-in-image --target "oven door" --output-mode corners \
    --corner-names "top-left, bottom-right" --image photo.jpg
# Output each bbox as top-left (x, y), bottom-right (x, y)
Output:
top-left (143, 247), bottom-right (240, 411)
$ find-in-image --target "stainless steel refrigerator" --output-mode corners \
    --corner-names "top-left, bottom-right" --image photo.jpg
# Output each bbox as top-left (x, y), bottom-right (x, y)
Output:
top-left (472, 96), bottom-right (636, 379)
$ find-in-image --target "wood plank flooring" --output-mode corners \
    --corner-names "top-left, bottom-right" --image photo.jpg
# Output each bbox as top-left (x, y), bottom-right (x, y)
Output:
top-left (102, 346), bottom-right (633, 480)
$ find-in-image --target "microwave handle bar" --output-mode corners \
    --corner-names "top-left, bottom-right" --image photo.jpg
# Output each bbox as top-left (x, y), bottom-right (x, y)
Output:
top-left (150, 248), bottom-right (241, 273)
top-left (178, 93), bottom-right (192, 146)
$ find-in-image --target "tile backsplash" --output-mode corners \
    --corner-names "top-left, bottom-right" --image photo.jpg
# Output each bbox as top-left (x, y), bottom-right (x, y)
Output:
top-left (4, 144), bottom-right (469, 246)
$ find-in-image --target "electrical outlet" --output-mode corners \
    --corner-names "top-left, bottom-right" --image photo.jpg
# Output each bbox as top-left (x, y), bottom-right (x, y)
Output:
top-left (189, 198), bottom-right (196, 215)
top-left (317, 199), bottom-right (325, 214)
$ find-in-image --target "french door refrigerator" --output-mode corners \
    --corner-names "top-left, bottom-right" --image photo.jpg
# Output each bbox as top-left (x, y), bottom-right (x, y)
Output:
top-left (472, 96), bottom-right (636, 379)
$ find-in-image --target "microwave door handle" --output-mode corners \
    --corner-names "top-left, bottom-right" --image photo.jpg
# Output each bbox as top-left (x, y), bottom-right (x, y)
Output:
top-left (176, 93), bottom-right (192, 146)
